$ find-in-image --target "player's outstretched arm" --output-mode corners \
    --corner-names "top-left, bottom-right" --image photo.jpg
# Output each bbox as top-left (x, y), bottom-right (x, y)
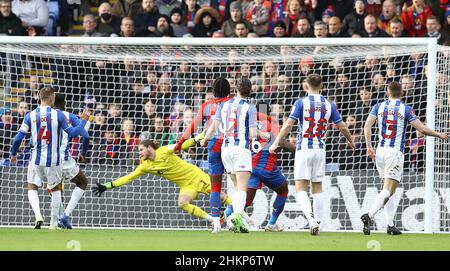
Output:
top-left (336, 121), bottom-right (356, 150)
top-left (269, 118), bottom-right (295, 154)
top-left (10, 131), bottom-right (26, 164)
top-left (411, 120), bottom-right (449, 140)
top-left (201, 119), bottom-right (220, 147)
top-left (92, 165), bottom-right (147, 196)
top-left (364, 115), bottom-right (377, 160)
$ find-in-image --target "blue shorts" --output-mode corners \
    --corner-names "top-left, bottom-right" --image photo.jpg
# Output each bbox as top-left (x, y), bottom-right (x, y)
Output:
top-left (248, 167), bottom-right (286, 190)
top-left (208, 141), bottom-right (224, 176)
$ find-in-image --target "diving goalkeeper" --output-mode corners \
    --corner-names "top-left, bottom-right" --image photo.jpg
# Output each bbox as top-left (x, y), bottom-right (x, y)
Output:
top-left (92, 137), bottom-right (232, 224)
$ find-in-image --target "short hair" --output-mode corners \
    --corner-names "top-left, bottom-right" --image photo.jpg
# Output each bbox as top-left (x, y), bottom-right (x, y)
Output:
top-left (235, 21), bottom-right (248, 29)
top-left (54, 93), bottom-right (65, 109)
top-left (388, 81), bottom-right (403, 98)
top-left (390, 18), bottom-right (402, 25)
top-left (306, 74), bottom-right (322, 89)
top-left (212, 77), bottom-right (230, 98)
top-left (314, 21), bottom-right (327, 29)
top-left (236, 78), bottom-right (252, 97)
top-left (140, 139), bottom-right (160, 150)
top-left (426, 15), bottom-right (440, 23)
top-left (39, 87), bottom-right (55, 101)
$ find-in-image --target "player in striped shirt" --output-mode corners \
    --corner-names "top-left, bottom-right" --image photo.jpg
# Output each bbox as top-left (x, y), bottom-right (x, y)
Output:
top-left (10, 87), bottom-right (91, 229)
top-left (270, 74), bottom-right (355, 235)
top-left (53, 93), bottom-right (91, 229)
top-left (201, 78), bottom-right (259, 233)
top-left (361, 82), bottom-right (448, 235)
top-left (174, 77), bottom-right (232, 233)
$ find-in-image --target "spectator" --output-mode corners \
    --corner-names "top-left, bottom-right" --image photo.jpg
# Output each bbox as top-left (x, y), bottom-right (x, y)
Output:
top-left (284, 0), bottom-right (311, 37)
top-left (170, 6), bottom-right (189, 37)
top-left (365, 0), bottom-right (382, 17)
top-left (0, 0), bottom-right (25, 35)
top-left (342, 0), bottom-right (366, 36)
top-left (154, 73), bottom-right (173, 117)
top-left (245, 0), bottom-right (270, 36)
top-left (182, 0), bottom-right (201, 33)
top-left (92, 110), bottom-right (107, 140)
top-left (106, 103), bottom-right (123, 129)
top-left (192, 6), bottom-right (221, 37)
top-left (234, 20), bottom-right (249, 37)
top-left (24, 75), bottom-right (40, 109)
top-left (321, 5), bottom-right (335, 25)
top-left (14, 101), bottom-right (29, 124)
top-left (292, 16), bottom-right (313, 37)
top-left (377, 0), bottom-right (400, 35)
top-left (153, 115), bottom-right (177, 145)
top-left (271, 20), bottom-right (287, 37)
top-left (82, 14), bottom-right (104, 37)
top-left (149, 14), bottom-right (175, 36)
top-left (93, 127), bottom-right (127, 165)
top-left (111, 0), bottom-right (142, 19)
top-left (328, 16), bottom-right (348, 37)
top-left (144, 70), bottom-right (158, 95)
top-left (330, 0), bottom-right (353, 21)
top-left (275, 74), bottom-right (295, 108)
top-left (402, 0), bottom-right (434, 37)
top-left (390, 17), bottom-right (408, 37)
top-left (12, 0), bottom-right (48, 35)
top-left (119, 17), bottom-right (136, 37)
top-left (354, 87), bottom-right (374, 127)
top-left (221, 1), bottom-right (253, 37)
top-left (370, 73), bottom-right (387, 102)
top-left (135, 100), bottom-right (157, 133)
top-left (166, 96), bottom-right (186, 135)
top-left (120, 118), bottom-right (139, 153)
top-left (406, 129), bottom-right (425, 172)
top-left (97, 2), bottom-right (121, 36)
top-left (360, 14), bottom-right (389, 37)
top-left (0, 108), bottom-right (18, 159)
top-left (157, 0), bottom-right (181, 16)
top-left (134, 0), bottom-right (160, 37)
top-left (260, 60), bottom-right (279, 102)
top-left (313, 20), bottom-right (328, 38)
top-left (172, 61), bottom-right (193, 94)
top-left (442, 5), bottom-right (450, 43)
top-left (425, 15), bottom-right (444, 44)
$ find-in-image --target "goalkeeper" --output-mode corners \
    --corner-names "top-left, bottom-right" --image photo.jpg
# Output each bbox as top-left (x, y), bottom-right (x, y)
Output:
top-left (92, 136), bottom-right (232, 224)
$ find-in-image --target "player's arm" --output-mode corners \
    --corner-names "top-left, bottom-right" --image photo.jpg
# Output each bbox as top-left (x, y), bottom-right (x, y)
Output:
top-left (92, 164), bottom-right (147, 196)
top-left (201, 119), bottom-right (220, 147)
top-left (336, 121), bottom-right (355, 150)
top-left (69, 112), bottom-right (91, 159)
top-left (59, 110), bottom-right (91, 138)
top-left (10, 113), bottom-right (31, 164)
top-left (279, 138), bottom-right (296, 153)
top-left (364, 114), bottom-right (377, 160)
top-left (174, 104), bottom-right (204, 152)
top-left (269, 118), bottom-right (295, 154)
top-left (411, 120), bottom-right (449, 140)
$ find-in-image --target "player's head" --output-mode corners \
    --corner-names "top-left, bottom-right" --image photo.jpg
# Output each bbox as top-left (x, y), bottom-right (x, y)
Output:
top-left (139, 139), bottom-right (159, 160)
top-left (212, 77), bottom-right (230, 98)
top-left (54, 93), bottom-right (66, 110)
top-left (39, 87), bottom-right (56, 106)
top-left (305, 74), bottom-right (322, 93)
top-left (236, 78), bottom-right (252, 98)
top-left (387, 81), bottom-right (403, 99)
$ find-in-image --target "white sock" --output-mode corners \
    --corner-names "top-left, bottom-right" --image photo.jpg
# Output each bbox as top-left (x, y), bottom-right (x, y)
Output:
top-left (368, 189), bottom-right (391, 219)
top-left (232, 190), bottom-right (247, 214)
top-left (296, 191), bottom-right (314, 223)
top-left (64, 187), bottom-right (85, 216)
top-left (312, 192), bottom-right (325, 224)
top-left (384, 195), bottom-right (396, 227)
top-left (28, 190), bottom-right (42, 220)
top-left (205, 214), bottom-right (213, 222)
top-left (50, 190), bottom-right (62, 227)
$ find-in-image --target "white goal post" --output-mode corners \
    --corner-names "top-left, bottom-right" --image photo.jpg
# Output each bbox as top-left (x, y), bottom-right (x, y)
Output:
top-left (0, 37), bottom-right (448, 233)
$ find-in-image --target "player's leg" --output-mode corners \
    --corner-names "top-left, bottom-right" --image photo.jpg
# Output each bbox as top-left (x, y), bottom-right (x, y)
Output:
top-left (27, 164), bottom-right (44, 229)
top-left (178, 189), bottom-right (213, 222)
top-left (311, 149), bottom-right (326, 228)
top-left (224, 175), bottom-right (259, 227)
top-left (264, 171), bottom-right (288, 232)
top-left (208, 145), bottom-right (225, 232)
top-left (46, 165), bottom-right (64, 229)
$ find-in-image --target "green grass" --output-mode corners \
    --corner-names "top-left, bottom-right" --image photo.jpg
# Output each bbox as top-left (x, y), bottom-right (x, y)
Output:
top-left (1, 228), bottom-right (450, 251)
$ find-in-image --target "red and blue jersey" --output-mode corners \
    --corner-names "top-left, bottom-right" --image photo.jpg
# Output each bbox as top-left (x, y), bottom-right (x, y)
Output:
top-left (370, 99), bottom-right (417, 153)
top-left (251, 114), bottom-right (280, 172)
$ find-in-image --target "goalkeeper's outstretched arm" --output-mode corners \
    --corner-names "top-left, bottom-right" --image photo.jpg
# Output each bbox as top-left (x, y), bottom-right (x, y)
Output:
top-left (92, 165), bottom-right (146, 196)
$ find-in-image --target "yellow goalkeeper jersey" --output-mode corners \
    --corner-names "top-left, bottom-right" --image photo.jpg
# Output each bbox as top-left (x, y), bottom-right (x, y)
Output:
top-left (111, 145), bottom-right (209, 188)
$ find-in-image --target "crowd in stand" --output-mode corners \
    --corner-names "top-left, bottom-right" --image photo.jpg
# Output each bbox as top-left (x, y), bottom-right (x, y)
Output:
top-left (1, 0), bottom-right (449, 173)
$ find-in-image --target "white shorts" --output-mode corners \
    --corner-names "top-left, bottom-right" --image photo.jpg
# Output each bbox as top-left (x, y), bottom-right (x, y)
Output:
top-left (27, 163), bottom-right (63, 190)
top-left (294, 148), bottom-right (325, 182)
top-left (221, 146), bottom-right (252, 174)
top-left (62, 158), bottom-right (80, 182)
top-left (376, 147), bottom-right (404, 182)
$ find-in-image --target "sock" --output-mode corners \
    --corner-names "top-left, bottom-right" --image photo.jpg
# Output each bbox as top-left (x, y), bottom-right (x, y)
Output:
top-left (269, 193), bottom-right (287, 225)
top-left (368, 189), bottom-right (391, 219)
top-left (384, 195), bottom-right (396, 227)
top-left (221, 195), bottom-right (232, 206)
top-left (296, 191), bottom-right (314, 223)
top-left (181, 203), bottom-right (209, 220)
top-left (64, 187), bottom-right (85, 216)
top-left (232, 190), bottom-right (247, 214)
top-left (28, 190), bottom-right (42, 220)
top-left (50, 190), bottom-right (62, 227)
top-left (312, 192), bottom-right (325, 224)
top-left (210, 182), bottom-right (221, 218)
top-left (224, 205), bottom-right (233, 218)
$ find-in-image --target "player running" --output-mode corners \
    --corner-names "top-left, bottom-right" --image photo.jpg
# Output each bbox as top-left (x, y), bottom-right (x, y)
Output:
top-left (270, 74), bottom-right (355, 235)
top-left (174, 77), bottom-right (232, 233)
top-left (53, 93), bottom-right (92, 229)
top-left (10, 87), bottom-right (91, 229)
top-left (223, 110), bottom-right (296, 232)
top-left (92, 138), bottom-right (232, 225)
top-left (361, 81), bottom-right (448, 235)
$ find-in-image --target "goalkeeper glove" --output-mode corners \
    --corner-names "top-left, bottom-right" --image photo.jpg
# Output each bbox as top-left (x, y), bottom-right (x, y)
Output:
top-left (92, 182), bottom-right (113, 197)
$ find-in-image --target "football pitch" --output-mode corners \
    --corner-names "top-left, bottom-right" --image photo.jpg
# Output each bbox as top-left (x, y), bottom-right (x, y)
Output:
top-left (1, 228), bottom-right (450, 251)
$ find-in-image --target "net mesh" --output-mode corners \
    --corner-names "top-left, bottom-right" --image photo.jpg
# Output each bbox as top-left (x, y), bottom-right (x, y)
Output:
top-left (0, 41), bottom-right (448, 232)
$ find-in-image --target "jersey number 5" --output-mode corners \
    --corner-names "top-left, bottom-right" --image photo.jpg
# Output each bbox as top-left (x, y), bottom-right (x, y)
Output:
top-left (303, 117), bottom-right (327, 139)
top-left (38, 126), bottom-right (50, 144)
top-left (383, 119), bottom-right (397, 139)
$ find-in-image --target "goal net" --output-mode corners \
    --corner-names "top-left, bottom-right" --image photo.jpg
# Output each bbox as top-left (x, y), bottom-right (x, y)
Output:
top-left (0, 37), bottom-right (448, 232)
